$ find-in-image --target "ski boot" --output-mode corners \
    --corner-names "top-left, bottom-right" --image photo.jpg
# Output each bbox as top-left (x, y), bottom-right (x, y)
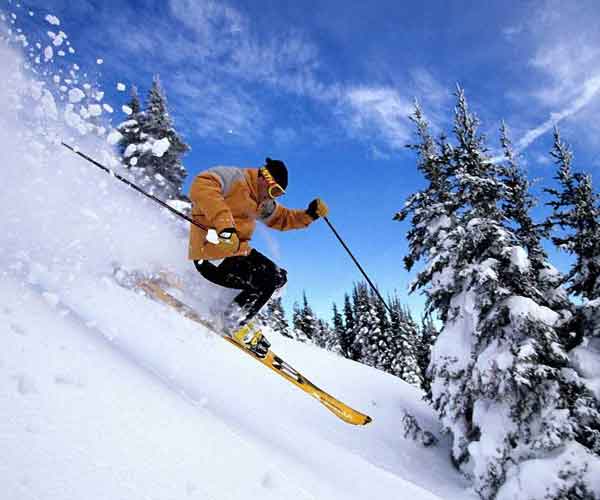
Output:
top-left (231, 323), bottom-right (271, 358)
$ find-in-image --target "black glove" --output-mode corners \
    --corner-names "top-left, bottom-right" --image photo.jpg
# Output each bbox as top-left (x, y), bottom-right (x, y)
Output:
top-left (306, 198), bottom-right (329, 220)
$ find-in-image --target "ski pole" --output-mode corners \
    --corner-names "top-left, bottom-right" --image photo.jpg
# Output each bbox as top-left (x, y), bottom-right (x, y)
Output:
top-left (61, 142), bottom-right (208, 231)
top-left (323, 216), bottom-right (393, 315)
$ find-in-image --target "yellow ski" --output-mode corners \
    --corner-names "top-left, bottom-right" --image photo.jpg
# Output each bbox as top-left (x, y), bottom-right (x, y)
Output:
top-left (136, 280), bottom-right (372, 426)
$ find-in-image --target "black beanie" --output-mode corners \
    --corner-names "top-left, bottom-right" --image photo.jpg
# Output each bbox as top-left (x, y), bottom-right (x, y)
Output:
top-left (264, 157), bottom-right (288, 190)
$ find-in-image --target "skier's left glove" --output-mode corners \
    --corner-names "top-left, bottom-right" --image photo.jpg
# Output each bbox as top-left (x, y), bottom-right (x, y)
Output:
top-left (306, 198), bottom-right (329, 220)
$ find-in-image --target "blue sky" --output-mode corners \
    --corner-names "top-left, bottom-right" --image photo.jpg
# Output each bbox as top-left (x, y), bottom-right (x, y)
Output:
top-left (7, 0), bottom-right (600, 321)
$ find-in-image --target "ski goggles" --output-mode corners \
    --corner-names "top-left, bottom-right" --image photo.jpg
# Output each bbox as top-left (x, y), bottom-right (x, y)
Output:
top-left (260, 167), bottom-right (286, 198)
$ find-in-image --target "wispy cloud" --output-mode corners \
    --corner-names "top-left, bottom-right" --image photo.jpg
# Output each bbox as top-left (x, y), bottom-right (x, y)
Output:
top-left (504, 1), bottom-right (600, 151)
top-left (340, 68), bottom-right (450, 152)
top-left (517, 74), bottom-right (600, 151)
top-left (343, 87), bottom-right (414, 150)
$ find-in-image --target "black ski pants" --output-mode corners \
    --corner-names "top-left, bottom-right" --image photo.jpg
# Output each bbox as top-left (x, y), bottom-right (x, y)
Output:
top-left (194, 249), bottom-right (287, 330)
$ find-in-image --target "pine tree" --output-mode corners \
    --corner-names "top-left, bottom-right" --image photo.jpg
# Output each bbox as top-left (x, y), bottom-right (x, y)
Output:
top-left (499, 123), bottom-right (572, 320)
top-left (341, 293), bottom-right (357, 359)
top-left (332, 302), bottom-right (345, 342)
top-left (314, 319), bottom-right (334, 350)
top-left (328, 303), bottom-right (345, 355)
top-left (387, 294), bottom-right (422, 387)
top-left (544, 128), bottom-right (600, 460)
top-left (545, 127), bottom-right (600, 301)
top-left (128, 84), bottom-right (141, 115)
top-left (499, 122), bottom-right (548, 272)
top-left (292, 292), bottom-right (317, 342)
top-left (292, 301), bottom-right (305, 342)
top-left (395, 102), bottom-right (459, 321)
top-left (399, 89), bottom-right (600, 499)
top-left (351, 282), bottom-right (382, 367)
top-left (117, 76), bottom-right (190, 201)
top-left (417, 314), bottom-right (438, 396)
top-left (117, 85), bottom-right (143, 164)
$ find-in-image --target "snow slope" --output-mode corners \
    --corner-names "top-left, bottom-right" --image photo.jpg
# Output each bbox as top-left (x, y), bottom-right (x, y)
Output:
top-left (1, 273), bottom-right (475, 500)
top-left (0, 13), bottom-right (475, 500)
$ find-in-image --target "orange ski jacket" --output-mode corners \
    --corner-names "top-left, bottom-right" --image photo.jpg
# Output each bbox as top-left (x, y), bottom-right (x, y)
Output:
top-left (188, 166), bottom-right (313, 260)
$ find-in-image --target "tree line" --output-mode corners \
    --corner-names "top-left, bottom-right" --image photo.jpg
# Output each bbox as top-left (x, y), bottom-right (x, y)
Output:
top-left (259, 285), bottom-right (437, 391)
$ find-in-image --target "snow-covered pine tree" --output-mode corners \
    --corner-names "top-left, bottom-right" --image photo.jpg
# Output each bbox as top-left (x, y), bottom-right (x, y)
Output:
top-left (499, 123), bottom-right (546, 271)
top-left (291, 301), bottom-right (305, 342)
top-left (331, 302), bottom-right (345, 352)
top-left (399, 88), bottom-right (600, 499)
top-left (292, 292), bottom-right (317, 342)
top-left (118, 76), bottom-right (190, 200)
top-left (544, 128), bottom-right (600, 460)
top-left (341, 293), bottom-right (357, 359)
top-left (395, 101), bottom-right (459, 319)
top-left (499, 123), bottom-right (572, 318)
top-left (314, 319), bottom-right (334, 350)
top-left (386, 294), bottom-right (422, 387)
top-left (370, 289), bottom-right (393, 372)
top-left (351, 282), bottom-right (382, 368)
top-left (417, 314), bottom-right (438, 396)
top-left (117, 86), bottom-right (143, 167)
top-left (545, 127), bottom-right (600, 302)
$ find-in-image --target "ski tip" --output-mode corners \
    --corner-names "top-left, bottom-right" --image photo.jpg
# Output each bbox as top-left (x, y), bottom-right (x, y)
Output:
top-left (363, 415), bottom-right (373, 425)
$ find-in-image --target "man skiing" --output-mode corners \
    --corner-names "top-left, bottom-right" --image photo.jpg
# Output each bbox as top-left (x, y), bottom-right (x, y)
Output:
top-left (188, 158), bottom-right (328, 357)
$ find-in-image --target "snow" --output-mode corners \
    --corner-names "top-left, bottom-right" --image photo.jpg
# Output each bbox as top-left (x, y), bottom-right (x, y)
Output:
top-left (152, 136), bottom-right (170, 157)
top-left (96, 58), bottom-right (103, 65)
top-left (570, 337), bottom-right (600, 399)
top-left (509, 245), bottom-right (529, 273)
top-left (43, 45), bottom-right (53, 61)
top-left (168, 199), bottom-right (192, 213)
top-left (52, 31), bottom-right (67, 47)
top-left (40, 89), bottom-right (58, 120)
top-left (122, 104), bottom-right (133, 115)
top-left (123, 143), bottom-right (137, 158)
top-left (64, 104), bottom-right (88, 134)
top-left (497, 442), bottom-right (600, 500)
top-left (117, 82), bottom-right (126, 91)
top-left (68, 87), bottom-right (85, 103)
top-left (2, 269), bottom-right (475, 500)
top-left (88, 104), bottom-right (103, 117)
top-left (45, 14), bottom-right (60, 26)
top-left (106, 129), bottom-right (123, 145)
top-left (504, 295), bottom-right (559, 326)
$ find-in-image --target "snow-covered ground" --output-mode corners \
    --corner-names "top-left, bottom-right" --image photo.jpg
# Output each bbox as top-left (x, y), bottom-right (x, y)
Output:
top-left (1, 273), bottom-right (476, 500)
top-left (0, 10), bottom-right (475, 500)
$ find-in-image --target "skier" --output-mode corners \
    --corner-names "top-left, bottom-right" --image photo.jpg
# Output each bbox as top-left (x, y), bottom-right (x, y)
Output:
top-left (188, 158), bottom-right (329, 357)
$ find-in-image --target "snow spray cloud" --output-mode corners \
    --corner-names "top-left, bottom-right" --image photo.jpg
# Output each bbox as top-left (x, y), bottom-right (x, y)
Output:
top-left (0, 7), bottom-right (189, 286)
